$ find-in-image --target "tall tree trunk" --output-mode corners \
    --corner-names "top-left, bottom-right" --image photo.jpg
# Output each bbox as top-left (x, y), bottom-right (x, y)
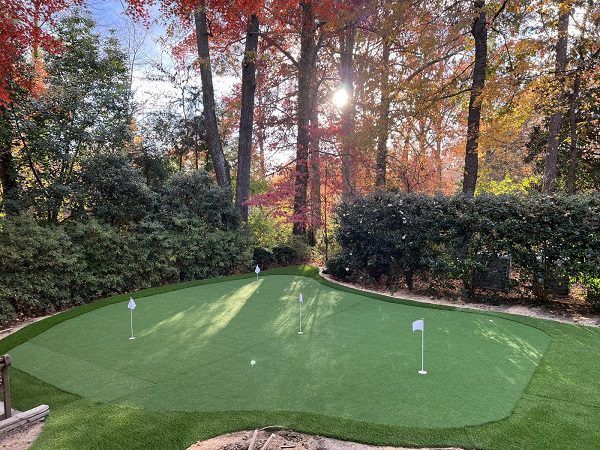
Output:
top-left (293, 1), bottom-right (317, 235)
top-left (194, 4), bottom-right (232, 198)
top-left (235, 14), bottom-right (259, 221)
top-left (257, 119), bottom-right (266, 178)
top-left (375, 39), bottom-right (391, 189)
top-left (462, 0), bottom-right (487, 196)
top-left (339, 26), bottom-right (357, 200)
top-left (566, 70), bottom-right (581, 194)
top-left (256, 84), bottom-right (266, 178)
top-left (542, 1), bottom-right (570, 193)
top-left (308, 86), bottom-right (321, 246)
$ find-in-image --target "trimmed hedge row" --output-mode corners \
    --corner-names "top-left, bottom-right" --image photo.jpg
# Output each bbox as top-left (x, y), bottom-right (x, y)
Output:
top-left (0, 216), bottom-right (252, 326)
top-left (327, 192), bottom-right (600, 307)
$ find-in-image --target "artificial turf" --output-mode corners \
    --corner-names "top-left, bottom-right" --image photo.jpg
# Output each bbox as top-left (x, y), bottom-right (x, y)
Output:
top-left (1, 266), bottom-right (599, 449)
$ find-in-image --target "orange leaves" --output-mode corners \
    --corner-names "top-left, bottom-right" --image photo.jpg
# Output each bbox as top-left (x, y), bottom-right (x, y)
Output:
top-left (0, 0), bottom-right (77, 105)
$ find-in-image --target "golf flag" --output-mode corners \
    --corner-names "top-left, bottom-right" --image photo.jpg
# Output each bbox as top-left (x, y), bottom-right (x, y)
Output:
top-left (412, 318), bottom-right (426, 374)
top-left (128, 298), bottom-right (136, 340)
top-left (412, 319), bottom-right (423, 332)
top-left (298, 293), bottom-right (304, 335)
top-left (254, 264), bottom-right (261, 286)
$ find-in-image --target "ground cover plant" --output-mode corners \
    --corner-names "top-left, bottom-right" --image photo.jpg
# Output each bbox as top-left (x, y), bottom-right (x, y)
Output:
top-left (1, 266), bottom-right (599, 449)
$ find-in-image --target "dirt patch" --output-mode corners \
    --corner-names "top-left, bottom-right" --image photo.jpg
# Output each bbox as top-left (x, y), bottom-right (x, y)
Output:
top-left (320, 269), bottom-right (600, 328)
top-left (187, 429), bottom-right (461, 450)
top-left (0, 421), bottom-right (45, 450)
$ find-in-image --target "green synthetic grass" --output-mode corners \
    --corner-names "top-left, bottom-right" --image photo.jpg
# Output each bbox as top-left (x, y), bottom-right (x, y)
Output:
top-left (9, 274), bottom-right (549, 428)
top-left (2, 266), bottom-right (600, 449)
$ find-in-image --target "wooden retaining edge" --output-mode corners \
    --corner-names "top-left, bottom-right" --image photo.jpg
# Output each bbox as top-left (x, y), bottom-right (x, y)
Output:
top-left (0, 405), bottom-right (49, 434)
top-left (248, 429), bottom-right (258, 450)
top-left (259, 433), bottom-right (275, 450)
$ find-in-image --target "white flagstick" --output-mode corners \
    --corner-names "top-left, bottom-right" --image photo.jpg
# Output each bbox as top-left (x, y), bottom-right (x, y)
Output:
top-left (420, 320), bottom-right (426, 374)
top-left (254, 265), bottom-right (261, 292)
top-left (412, 318), bottom-right (426, 374)
top-left (128, 297), bottom-right (137, 340)
top-left (298, 293), bottom-right (304, 335)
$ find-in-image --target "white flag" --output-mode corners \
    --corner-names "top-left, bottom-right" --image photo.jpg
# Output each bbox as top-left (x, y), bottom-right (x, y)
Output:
top-left (128, 298), bottom-right (136, 310)
top-left (299, 293), bottom-right (303, 304)
top-left (412, 319), bottom-right (424, 332)
top-left (255, 265), bottom-right (261, 274)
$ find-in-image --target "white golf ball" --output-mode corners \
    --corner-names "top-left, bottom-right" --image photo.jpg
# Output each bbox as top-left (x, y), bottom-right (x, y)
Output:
top-left (250, 360), bottom-right (256, 365)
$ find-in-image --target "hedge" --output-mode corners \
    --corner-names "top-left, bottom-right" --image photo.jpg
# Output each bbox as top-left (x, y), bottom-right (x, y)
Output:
top-left (0, 216), bottom-right (252, 326)
top-left (327, 192), bottom-right (600, 304)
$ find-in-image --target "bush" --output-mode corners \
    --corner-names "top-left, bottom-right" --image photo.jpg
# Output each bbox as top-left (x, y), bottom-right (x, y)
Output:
top-left (0, 214), bottom-right (252, 320)
top-left (253, 247), bottom-right (276, 269)
top-left (76, 154), bottom-right (155, 226)
top-left (0, 216), bottom-right (85, 315)
top-left (158, 170), bottom-right (239, 230)
top-left (285, 235), bottom-right (312, 263)
top-left (587, 287), bottom-right (600, 312)
top-left (272, 245), bottom-right (299, 266)
top-left (583, 278), bottom-right (600, 312)
top-left (0, 300), bottom-right (16, 329)
top-left (325, 253), bottom-right (353, 281)
top-left (332, 192), bottom-right (600, 300)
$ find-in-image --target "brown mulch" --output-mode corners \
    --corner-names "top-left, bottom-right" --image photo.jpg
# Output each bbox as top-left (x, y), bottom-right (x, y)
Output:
top-left (0, 422), bottom-right (44, 450)
top-left (320, 270), bottom-right (600, 328)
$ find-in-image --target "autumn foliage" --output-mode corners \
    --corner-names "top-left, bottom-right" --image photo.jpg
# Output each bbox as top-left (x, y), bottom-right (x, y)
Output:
top-left (0, 0), bottom-right (78, 104)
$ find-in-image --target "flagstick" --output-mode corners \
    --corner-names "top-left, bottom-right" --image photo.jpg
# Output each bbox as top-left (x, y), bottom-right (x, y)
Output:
top-left (418, 317), bottom-right (426, 374)
top-left (298, 300), bottom-right (303, 335)
top-left (129, 309), bottom-right (135, 340)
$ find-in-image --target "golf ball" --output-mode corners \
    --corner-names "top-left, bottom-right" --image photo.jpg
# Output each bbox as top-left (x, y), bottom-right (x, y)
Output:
top-left (250, 360), bottom-right (256, 365)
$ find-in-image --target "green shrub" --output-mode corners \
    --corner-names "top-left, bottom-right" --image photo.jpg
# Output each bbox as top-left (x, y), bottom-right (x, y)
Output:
top-left (333, 192), bottom-right (600, 300)
top-left (583, 278), bottom-right (600, 312)
top-left (272, 245), bottom-right (299, 266)
top-left (0, 300), bottom-right (16, 328)
top-left (158, 170), bottom-right (239, 230)
top-left (586, 287), bottom-right (600, 312)
top-left (285, 235), bottom-right (312, 263)
top-left (0, 215), bottom-right (252, 320)
top-left (253, 247), bottom-right (276, 269)
top-left (0, 216), bottom-right (85, 315)
top-left (76, 154), bottom-right (155, 226)
top-left (325, 253), bottom-right (353, 281)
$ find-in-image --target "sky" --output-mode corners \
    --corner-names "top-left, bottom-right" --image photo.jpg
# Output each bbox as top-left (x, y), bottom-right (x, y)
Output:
top-left (84, 0), bottom-right (286, 168)
top-left (87, 0), bottom-right (183, 110)
top-left (85, 0), bottom-right (234, 114)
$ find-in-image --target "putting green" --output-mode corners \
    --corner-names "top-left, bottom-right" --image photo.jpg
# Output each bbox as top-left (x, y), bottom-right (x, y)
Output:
top-left (10, 275), bottom-right (549, 428)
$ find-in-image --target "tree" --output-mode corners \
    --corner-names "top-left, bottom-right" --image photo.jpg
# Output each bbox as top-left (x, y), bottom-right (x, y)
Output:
top-left (292, 1), bottom-right (322, 235)
top-left (0, 0), bottom-right (76, 212)
top-left (462, 0), bottom-right (488, 196)
top-left (0, 0), bottom-right (75, 104)
top-left (542, 0), bottom-right (571, 193)
top-left (193, 2), bottom-right (232, 196)
top-left (235, 14), bottom-right (260, 221)
top-left (12, 11), bottom-right (132, 222)
top-left (339, 25), bottom-right (358, 199)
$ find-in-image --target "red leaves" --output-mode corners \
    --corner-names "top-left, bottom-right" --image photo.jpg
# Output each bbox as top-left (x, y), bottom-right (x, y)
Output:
top-left (0, 0), bottom-right (77, 105)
